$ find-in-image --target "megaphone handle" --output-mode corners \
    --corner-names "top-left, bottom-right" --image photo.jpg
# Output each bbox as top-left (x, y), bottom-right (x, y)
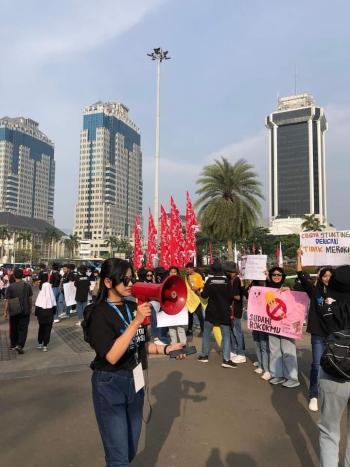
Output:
top-left (137, 297), bottom-right (151, 327)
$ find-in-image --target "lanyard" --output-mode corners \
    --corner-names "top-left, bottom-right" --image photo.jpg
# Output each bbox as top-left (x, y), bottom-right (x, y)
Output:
top-left (107, 301), bottom-right (138, 354)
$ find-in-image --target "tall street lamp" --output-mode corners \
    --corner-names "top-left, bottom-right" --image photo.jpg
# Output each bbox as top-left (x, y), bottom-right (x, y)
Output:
top-left (147, 47), bottom-right (171, 239)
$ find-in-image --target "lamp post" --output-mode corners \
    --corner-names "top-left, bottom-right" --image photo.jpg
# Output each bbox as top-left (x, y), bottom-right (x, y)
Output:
top-left (147, 47), bottom-right (171, 238)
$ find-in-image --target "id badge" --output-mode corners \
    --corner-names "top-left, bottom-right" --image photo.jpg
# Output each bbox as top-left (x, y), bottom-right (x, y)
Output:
top-left (133, 362), bottom-right (145, 393)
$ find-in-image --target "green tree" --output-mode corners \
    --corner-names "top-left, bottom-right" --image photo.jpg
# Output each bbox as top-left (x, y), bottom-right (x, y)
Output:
top-left (63, 233), bottom-right (80, 258)
top-left (301, 214), bottom-right (325, 231)
top-left (196, 157), bottom-right (263, 260)
top-left (0, 226), bottom-right (11, 259)
top-left (105, 236), bottom-right (119, 257)
top-left (15, 231), bottom-right (33, 263)
top-left (44, 227), bottom-right (62, 264)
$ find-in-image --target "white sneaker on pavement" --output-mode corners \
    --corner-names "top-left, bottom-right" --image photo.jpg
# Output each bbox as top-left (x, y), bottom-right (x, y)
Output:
top-left (43, 346), bottom-right (48, 352)
top-left (230, 352), bottom-right (237, 360)
top-left (309, 398), bottom-right (318, 411)
top-left (75, 321), bottom-right (81, 326)
top-left (253, 361), bottom-right (259, 367)
top-left (36, 344), bottom-right (43, 350)
top-left (153, 338), bottom-right (166, 346)
top-left (254, 367), bottom-right (263, 374)
top-left (232, 355), bottom-right (247, 364)
top-left (261, 371), bottom-right (272, 381)
top-left (53, 319), bottom-right (60, 324)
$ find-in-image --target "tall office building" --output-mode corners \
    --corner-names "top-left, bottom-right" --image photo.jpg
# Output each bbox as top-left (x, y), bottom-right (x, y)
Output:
top-left (0, 117), bottom-right (55, 223)
top-left (74, 101), bottom-right (142, 258)
top-left (266, 94), bottom-right (327, 234)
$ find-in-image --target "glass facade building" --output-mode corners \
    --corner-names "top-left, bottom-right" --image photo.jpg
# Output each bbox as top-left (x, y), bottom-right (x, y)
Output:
top-left (74, 102), bottom-right (142, 256)
top-left (266, 94), bottom-right (327, 228)
top-left (0, 117), bottom-right (55, 223)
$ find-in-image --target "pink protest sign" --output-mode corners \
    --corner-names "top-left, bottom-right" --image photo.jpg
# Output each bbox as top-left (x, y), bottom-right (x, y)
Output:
top-left (247, 287), bottom-right (309, 339)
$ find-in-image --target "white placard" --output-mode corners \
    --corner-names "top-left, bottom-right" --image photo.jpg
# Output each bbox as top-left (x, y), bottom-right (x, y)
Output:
top-left (150, 300), bottom-right (189, 328)
top-left (300, 231), bottom-right (350, 266)
top-left (133, 363), bottom-right (145, 393)
top-left (63, 282), bottom-right (77, 306)
top-left (242, 255), bottom-right (267, 281)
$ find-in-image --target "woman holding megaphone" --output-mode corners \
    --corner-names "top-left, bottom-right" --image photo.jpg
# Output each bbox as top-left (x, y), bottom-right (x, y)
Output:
top-left (82, 258), bottom-right (185, 467)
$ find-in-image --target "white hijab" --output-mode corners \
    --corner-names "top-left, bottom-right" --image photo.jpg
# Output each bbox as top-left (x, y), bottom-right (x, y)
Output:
top-left (35, 282), bottom-right (57, 309)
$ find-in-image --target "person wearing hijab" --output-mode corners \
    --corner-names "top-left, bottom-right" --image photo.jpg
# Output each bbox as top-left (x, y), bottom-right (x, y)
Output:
top-left (318, 265), bottom-right (350, 467)
top-left (266, 266), bottom-right (300, 388)
top-left (35, 274), bottom-right (56, 352)
top-left (296, 248), bottom-right (332, 411)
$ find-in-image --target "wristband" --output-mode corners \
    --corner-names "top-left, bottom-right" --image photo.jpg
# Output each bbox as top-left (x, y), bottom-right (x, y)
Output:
top-left (163, 345), bottom-right (170, 355)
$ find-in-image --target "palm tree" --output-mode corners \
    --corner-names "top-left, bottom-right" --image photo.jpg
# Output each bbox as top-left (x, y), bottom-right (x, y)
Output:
top-left (301, 214), bottom-right (325, 231)
top-left (15, 231), bottom-right (33, 263)
top-left (105, 236), bottom-right (119, 257)
top-left (0, 226), bottom-right (11, 260)
top-left (196, 157), bottom-right (263, 260)
top-left (43, 227), bottom-right (62, 264)
top-left (63, 233), bottom-right (80, 258)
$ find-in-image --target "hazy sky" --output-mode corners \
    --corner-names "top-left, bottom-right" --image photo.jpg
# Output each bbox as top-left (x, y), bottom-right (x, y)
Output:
top-left (1, 0), bottom-right (350, 230)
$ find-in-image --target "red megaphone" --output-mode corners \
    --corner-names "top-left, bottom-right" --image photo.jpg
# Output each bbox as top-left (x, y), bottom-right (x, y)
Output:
top-left (131, 275), bottom-right (187, 325)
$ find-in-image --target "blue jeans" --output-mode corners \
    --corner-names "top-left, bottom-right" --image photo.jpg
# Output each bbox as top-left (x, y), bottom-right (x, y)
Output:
top-left (231, 319), bottom-right (245, 356)
top-left (252, 331), bottom-right (270, 372)
top-left (269, 335), bottom-right (299, 382)
top-left (92, 370), bottom-right (144, 467)
top-left (76, 301), bottom-right (87, 321)
top-left (309, 334), bottom-right (326, 398)
top-left (52, 287), bottom-right (61, 320)
top-left (201, 321), bottom-right (231, 361)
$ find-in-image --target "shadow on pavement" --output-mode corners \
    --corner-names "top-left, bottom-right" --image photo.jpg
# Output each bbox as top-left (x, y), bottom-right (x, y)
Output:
top-left (206, 448), bottom-right (258, 467)
top-left (132, 370), bottom-right (206, 466)
top-left (270, 349), bottom-right (319, 467)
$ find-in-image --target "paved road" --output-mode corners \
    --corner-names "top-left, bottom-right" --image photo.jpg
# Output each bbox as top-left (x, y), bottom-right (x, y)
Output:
top-left (0, 308), bottom-right (345, 467)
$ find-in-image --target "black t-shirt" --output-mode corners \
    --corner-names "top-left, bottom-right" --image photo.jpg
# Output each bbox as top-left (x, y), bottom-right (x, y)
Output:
top-left (50, 270), bottom-right (62, 288)
top-left (231, 276), bottom-right (244, 319)
top-left (6, 281), bottom-right (33, 315)
top-left (74, 274), bottom-right (90, 302)
top-left (86, 300), bottom-right (147, 372)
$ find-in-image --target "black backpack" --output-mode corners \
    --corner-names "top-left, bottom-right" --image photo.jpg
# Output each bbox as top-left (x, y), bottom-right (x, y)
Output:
top-left (81, 304), bottom-right (95, 345)
top-left (321, 330), bottom-right (350, 381)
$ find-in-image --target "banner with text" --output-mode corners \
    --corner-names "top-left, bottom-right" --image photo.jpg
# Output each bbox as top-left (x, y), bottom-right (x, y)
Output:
top-left (300, 230), bottom-right (350, 266)
top-left (247, 286), bottom-right (309, 339)
top-left (241, 255), bottom-right (267, 281)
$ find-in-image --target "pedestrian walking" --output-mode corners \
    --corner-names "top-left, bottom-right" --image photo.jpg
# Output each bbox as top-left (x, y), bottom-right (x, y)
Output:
top-left (35, 274), bottom-right (56, 352)
top-left (74, 264), bottom-right (91, 326)
top-left (50, 263), bottom-right (62, 323)
top-left (4, 268), bottom-right (33, 354)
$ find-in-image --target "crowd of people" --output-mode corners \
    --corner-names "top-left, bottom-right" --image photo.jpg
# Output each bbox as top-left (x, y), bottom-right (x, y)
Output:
top-left (2, 252), bottom-right (350, 466)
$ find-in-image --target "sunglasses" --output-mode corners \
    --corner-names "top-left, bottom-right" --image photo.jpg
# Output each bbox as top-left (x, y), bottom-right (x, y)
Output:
top-left (122, 276), bottom-right (136, 287)
top-left (272, 273), bottom-right (282, 277)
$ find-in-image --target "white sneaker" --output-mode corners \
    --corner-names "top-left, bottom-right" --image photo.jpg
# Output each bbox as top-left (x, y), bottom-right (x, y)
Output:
top-left (309, 397), bottom-right (318, 412)
top-left (254, 367), bottom-right (263, 374)
top-left (75, 321), bottom-right (81, 326)
top-left (58, 313), bottom-right (66, 318)
top-left (36, 344), bottom-right (43, 350)
top-left (153, 338), bottom-right (166, 346)
top-left (232, 355), bottom-right (247, 364)
top-left (70, 309), bottom-right (77, 314)
top-left (253, 361), bottom-right (259, 367)
top-left (230, 352), bottom-right (237, 360)
top-left (261, 371), bottom-right (272, 381)
top-left (43, 346), bottom-right (48, 352)
top-left (53, 319), bottom-right (60, 323)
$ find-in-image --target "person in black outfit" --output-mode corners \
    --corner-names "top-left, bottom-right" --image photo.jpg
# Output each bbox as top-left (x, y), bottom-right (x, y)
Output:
top-left (4, 268), bottom-right (33, 354)
top-left (74, 264), bottom-right (91, 325)
top-left (197, 261), bottom-right (236, 368)
top-left (35, 273), bottom-right (56, 351)
top-left (83, 258), bottom-right (185, 467)
top-left (60, 263), bottom-right (76, 318)
top-left (225, 262), bottom-right (246, 364)
top-left (296, 248), bottom-right (332, 412)
top-left (50, 263), bottom-right (62, 322)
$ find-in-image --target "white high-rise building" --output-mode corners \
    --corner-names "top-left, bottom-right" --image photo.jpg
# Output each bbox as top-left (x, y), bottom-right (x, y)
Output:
top-left (0, 117), bottom-right (55, 223)
top-left (266, 94), bottom-right (327, 235)
top-left (74, 102), bottom-right (142, 258)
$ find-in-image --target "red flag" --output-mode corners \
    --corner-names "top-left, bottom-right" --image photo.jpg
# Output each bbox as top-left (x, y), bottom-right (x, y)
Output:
top-left (185, 192), bottom-right (199, 264)
top-left (170, 196), bottom-right (185, 268)
top-left (133, 214), bottom-right (143, 269)
top-left (146, 209), bottom-right (157, 269)
top-left (159, 205), bottom-right (171, 269)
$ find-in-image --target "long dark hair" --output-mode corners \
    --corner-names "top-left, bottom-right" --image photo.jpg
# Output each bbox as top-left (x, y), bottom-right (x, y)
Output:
top-left (96, 258), bottom-right (134, 303)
